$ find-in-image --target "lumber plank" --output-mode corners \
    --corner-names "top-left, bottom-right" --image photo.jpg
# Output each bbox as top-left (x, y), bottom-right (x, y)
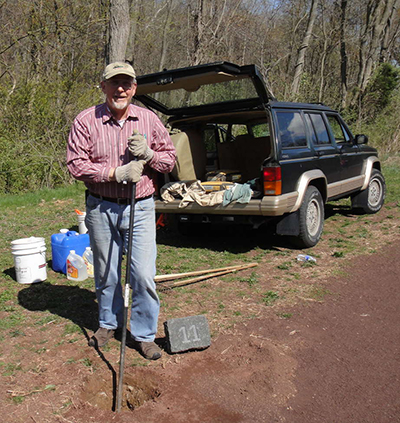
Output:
top-left (155, 263), bottom-right (258, 282)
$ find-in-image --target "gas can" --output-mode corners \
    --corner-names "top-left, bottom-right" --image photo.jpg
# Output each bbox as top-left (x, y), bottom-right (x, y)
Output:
top-left (51, 230), bottom-right (90, 274)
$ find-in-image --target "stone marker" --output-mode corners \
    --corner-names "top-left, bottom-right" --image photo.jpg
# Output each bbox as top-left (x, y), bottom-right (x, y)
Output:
top-left (164, 315), bottom-right (211, 353)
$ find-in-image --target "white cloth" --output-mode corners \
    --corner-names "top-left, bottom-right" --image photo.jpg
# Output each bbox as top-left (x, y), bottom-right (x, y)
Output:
top-left (161, 180), bottom-right (225, 208)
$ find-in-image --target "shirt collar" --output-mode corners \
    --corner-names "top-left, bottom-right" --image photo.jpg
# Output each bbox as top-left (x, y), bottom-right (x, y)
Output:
top-left (101, 103), bottom-right (138, 123)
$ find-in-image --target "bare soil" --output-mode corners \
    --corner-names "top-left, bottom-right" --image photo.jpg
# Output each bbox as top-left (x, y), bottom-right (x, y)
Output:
top-left (2, 206), bottom-right (400, 422)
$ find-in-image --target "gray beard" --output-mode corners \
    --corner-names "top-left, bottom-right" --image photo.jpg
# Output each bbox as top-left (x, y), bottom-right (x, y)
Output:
top-left (111, 99), bottom-right (129, 110)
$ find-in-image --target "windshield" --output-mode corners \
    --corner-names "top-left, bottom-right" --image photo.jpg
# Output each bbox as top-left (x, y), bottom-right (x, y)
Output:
top-left (145, 78), bottom-right (259, 110)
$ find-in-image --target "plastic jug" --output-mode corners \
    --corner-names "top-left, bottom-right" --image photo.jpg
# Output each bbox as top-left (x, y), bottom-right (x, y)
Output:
top-left (51, 230), bottom-right (90, 274)
top-left (82, 247), bottom-right (94, 278)
top-left (66, 250), bottom-right (88, 281)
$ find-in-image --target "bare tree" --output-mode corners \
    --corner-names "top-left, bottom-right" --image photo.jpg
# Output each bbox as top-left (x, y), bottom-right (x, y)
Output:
top-left (291, 0), bottom-right (319, 100)
top-left (106, 0), bottom-right (131, 63)
top-left (340, 0), bottom-right (348, 109)
top-left (189, 0), bottom-right (205, 65)
top-left (356, 0), bottom-right (398, 99)
top-left (379, 0), bottom-right (400, 62)
top-left (159, 0), bottom-right (176, 71)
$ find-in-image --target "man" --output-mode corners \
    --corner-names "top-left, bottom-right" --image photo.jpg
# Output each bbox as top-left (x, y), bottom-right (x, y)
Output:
top-left (67, 62), bottom-right (176, 360)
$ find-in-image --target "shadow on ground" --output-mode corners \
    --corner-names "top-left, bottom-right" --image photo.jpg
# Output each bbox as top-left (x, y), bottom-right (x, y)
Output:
top-left (156, 219), bottom-right (289, 253)
top-left (325, 203), bottom-right (359, 219)
top-left (17, 282), bottom-right (98, 334)
top-left (156, 203), bottom-right (359, 253)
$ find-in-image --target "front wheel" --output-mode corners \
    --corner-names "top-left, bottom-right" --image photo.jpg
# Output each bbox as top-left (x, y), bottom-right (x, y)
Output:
top-left (293, 186), bottom-right (324, 248)
top-left (351, 169), bottom-right (385, 214)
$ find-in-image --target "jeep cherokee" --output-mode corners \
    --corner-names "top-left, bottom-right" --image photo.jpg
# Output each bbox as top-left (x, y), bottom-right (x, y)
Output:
top-left (134, 62), bottom-right (385, 248)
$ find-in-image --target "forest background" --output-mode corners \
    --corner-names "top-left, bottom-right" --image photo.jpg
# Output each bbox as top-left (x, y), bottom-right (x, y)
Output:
top-left (0, 0), bottom-right (399, 195)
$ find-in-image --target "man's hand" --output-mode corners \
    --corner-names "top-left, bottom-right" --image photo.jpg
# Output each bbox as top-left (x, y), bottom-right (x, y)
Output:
top-left (128, 130), bottom-right (154, 162)
top-left (114, 160), bottom-right (146, 183)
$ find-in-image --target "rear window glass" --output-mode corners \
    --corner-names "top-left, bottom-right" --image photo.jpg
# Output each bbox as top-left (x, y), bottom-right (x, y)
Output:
top-left (145, 78), bottom-right (259, 110)
top-left (276, 112), bottom-right (307, 148)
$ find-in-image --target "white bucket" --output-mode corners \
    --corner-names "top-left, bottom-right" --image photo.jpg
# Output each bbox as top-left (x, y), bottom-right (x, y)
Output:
top-left (11, 237), bottom-right (47, 284)
top-left (77, 213), bottom-right (87, 234)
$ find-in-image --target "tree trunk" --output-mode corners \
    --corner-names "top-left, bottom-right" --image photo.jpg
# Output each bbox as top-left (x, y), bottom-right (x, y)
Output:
top-left (126, 0), bottom-right (139, 65)
top-left (340, 0), bottom-right (348, 109)
top-left (318, 38), bottom-right (328, 104)
top-left (356, 0), bottom-right (398, 97)
top-left (159, 0), bottom-right (175, 72)
top-left (106, 0), bottom-right (131, 64)
top-left (191, 0), bottom-right (205, 66)
top-left (291, 0), bottom-right (319, 100)
top-left (379, 0), bottom-right (400, 62)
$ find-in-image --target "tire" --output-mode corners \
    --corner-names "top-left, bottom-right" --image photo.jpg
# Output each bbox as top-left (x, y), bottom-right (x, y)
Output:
top-left (351, 169), bottom-right (386, 214)
top-left (294, 186), bottom-right (324, 248)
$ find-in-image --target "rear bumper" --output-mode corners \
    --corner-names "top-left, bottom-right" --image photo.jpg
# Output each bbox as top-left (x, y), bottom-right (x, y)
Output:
top-left (155, 192), bottom-right (298, 217)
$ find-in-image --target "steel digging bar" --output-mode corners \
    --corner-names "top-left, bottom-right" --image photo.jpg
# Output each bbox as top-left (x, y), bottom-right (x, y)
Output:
top-left (116, 181), bottom-right (136, 413)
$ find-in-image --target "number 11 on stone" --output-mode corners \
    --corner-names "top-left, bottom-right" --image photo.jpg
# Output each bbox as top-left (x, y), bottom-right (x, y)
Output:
top-left (164, 315), bottom-right (211, 353)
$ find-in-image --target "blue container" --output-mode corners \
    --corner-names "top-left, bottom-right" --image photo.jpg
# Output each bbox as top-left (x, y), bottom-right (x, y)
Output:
top-left (51, 231), bottom-right (90, 274)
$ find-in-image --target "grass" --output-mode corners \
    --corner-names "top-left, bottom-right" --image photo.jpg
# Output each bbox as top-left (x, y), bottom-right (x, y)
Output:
top-left (239, 271), bottom-right (259, 287)
top-left (262, 291), bottom-right (280, 306)
top-left (307, 286), bottom-right (332, 301)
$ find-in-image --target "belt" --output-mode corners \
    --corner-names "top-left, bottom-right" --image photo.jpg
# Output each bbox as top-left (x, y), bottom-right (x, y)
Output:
top-left (88, 192), bottom-right (152, 205)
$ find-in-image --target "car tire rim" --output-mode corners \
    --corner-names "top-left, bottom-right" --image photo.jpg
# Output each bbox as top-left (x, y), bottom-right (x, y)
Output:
top-left (368, 178), bottom-right (382, 207)
top-left (306, 198), bottom-right (320, 237)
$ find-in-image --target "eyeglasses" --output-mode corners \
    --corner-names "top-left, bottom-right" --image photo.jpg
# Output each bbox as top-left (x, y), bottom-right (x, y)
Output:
top-left (106, 79), bottom-right (135, 90)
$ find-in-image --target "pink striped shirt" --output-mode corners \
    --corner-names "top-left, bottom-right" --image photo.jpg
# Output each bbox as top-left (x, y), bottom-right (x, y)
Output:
top-left (67, 103), bottom-right (176, 199)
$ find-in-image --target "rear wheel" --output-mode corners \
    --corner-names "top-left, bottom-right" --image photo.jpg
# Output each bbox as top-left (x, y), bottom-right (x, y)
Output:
top-left (294, 186), bottom-right (324, 248)
top-left (351, 169), bottom-right (385, 214)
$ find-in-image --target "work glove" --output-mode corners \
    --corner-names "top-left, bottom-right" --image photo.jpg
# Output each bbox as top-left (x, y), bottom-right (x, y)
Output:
top-left (114, 160), bottom-right (146, 183)
top-left (128, 130), bottom-right (154, 162)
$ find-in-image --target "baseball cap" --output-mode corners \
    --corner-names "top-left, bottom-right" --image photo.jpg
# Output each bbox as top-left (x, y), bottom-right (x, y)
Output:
top-left (102, 62), bottom-right (136, 80)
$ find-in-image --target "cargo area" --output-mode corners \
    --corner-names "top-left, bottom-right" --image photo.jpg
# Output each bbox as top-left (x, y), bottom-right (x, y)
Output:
top-left (155, 110), bottom-right (273, 213)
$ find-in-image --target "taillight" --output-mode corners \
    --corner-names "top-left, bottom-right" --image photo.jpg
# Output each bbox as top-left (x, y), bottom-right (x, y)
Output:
top-left (263, 166), bottom-right (282, 195)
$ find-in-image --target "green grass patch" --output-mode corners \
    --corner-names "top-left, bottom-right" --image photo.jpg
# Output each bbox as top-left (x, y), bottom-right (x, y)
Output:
top-left (239, 271), bottom-right (259, 287)
top-left (262, 291), bottom-right (280, 306)
top-left (0, 182), bottom-right (85, 209)
top-left (277, 312), bottom-right (293, 319)
top-left (308, 286), bottom-right (332, 301)
top-left (277, 261), bottom-right (292, 271)
top-left (63, 323), bottom-right (83, 336)
top-left (2, 362), bottom-right (22, 376)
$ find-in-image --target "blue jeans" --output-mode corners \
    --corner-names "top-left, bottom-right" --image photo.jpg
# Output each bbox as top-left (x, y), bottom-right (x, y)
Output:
top-left (85, 194), bottom-right (159, 342)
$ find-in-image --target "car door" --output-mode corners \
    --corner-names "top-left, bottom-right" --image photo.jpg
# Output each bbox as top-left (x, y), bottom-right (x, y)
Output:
top-left (304, 112), bottom-right (341, 184)
top-left (325, 114), bottom-right (363, 181)
top-left (275, 110), bottom-right (313, 194)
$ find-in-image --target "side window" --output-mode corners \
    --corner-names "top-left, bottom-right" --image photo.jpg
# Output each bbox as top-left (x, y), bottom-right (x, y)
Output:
top-left (203, 127), bottom-right (217, 153)
top-left (309, 114), bottom-right (331, 145)
top-left (304, 114), bottom-right (318, 145)
top-left (217, 124), bottom-right (228, 143)
top-left (326, 115), bottom-right (351, 144)
top-left (276, 111), bottom-right (307, 148)
top-left (231, 124), bottom-right (248, 138)
top-left (250, 123), bottom-right (270, 138)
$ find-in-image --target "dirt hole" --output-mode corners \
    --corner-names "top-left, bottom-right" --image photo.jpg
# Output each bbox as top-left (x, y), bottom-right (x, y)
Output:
top-left (80, 369), bottom-right (160, 411)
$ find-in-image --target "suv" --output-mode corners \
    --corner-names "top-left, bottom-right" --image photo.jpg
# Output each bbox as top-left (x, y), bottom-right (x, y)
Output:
top-left (135, 62), bottom-right (385, 247)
